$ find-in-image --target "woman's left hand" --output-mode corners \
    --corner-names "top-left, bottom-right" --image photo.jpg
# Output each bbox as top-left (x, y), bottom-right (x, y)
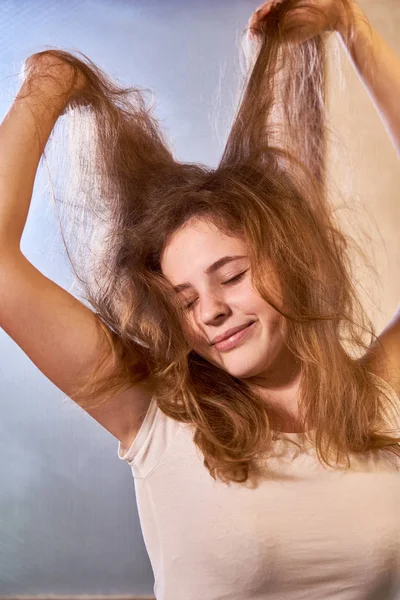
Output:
top-left (248, 0), bottom-right (353, 44)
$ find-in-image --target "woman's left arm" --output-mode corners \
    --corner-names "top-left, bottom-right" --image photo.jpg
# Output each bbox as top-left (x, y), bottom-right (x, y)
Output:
top-left (336, 1), bottom-right (400, 158)
top-left (339, 5), bottom-right (400, 390)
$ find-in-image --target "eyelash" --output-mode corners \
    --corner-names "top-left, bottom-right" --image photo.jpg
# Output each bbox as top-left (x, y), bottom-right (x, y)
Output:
top-left (184, 270), bottom-right (247, 310)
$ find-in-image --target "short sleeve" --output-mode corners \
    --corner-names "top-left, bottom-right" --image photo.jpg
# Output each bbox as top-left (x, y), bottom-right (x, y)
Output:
top-left (117, 395), bottom-right (186, 478)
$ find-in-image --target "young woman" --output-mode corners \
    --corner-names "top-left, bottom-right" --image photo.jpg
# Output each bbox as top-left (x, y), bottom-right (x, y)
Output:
top-left (1, 0), bottom-right (400, 597)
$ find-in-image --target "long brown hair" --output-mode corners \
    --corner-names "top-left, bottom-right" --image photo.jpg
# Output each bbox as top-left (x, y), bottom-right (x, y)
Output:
top-left (21, 0), bottom-right (400, 484)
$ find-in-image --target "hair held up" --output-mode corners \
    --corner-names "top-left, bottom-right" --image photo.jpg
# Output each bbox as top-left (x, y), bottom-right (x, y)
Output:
top-left (21, 0), bottom-right (400, 484)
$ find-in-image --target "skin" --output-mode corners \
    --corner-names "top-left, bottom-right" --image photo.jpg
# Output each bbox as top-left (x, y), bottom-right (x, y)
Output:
top-left (161, 218), bottom-right (303, 430)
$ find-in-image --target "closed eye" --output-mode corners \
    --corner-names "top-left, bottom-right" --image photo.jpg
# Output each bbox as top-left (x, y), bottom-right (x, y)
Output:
top-left (222, 270), bottom-right (247, 285)
top-left (184, 270), bottom-right (248, 310)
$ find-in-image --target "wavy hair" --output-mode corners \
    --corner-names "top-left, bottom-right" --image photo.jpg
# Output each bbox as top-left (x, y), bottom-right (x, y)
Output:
top-left (22, 0), bottom-right (400, 483)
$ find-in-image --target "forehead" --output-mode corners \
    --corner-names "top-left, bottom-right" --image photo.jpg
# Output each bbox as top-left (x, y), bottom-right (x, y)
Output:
top-left (161, 219), bottom-right (247, 283)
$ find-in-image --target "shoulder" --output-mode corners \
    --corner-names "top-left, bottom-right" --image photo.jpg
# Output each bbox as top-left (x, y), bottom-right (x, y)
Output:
top-left (358, 305), bottom-right (400, 399)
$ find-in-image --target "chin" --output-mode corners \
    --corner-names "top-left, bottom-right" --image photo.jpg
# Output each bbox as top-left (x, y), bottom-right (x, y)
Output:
top-left (225, 365), bottom-right (264, 379)
top-left (220, 353), bottom-right (269, 379)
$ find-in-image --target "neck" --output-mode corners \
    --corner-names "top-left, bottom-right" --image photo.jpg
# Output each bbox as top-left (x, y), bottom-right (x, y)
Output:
top-left (249, 343), bottom-right (302, 390)
top-left (248, 345), bottom-right (304, 432)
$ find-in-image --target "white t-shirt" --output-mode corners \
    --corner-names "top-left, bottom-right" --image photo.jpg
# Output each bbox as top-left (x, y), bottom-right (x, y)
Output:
top-left (118, 375), bottom-right (400, 600)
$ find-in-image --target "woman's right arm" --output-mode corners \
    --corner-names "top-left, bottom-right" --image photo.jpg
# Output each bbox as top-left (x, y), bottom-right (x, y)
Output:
top-left (0, 52), bottom-right (83, 252)
top-left (0, 53), bottom-right (154, 448)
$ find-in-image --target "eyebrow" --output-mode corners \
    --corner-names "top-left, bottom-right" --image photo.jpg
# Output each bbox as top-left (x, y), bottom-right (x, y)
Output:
top-left (173, 255), bottom-right (247, 293)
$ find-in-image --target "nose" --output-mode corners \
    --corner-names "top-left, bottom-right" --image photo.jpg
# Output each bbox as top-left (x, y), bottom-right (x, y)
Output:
top-left (198, 291), bottom-right (230, 325)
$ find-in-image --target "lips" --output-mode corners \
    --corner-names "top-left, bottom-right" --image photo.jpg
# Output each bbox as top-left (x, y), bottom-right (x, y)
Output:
top-left (211, 321), bottom-right (254, 345)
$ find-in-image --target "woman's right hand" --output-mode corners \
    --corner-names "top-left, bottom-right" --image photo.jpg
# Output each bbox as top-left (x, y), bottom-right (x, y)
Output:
top-left (20, 51), bottom-right (87, 108)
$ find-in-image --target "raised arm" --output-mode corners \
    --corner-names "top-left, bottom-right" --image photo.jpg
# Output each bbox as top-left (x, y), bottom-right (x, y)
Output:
top-left (334, 3), bottom-right (400, 393)
top-left (0, 53), bottom-right (153, 448)
top-left (336, 1), bottom-right (400, 158)
top-left (247, 0), bottom-right (400, 160)
top-left (0, 52), bottom-right (85, 252)
top-left (247, 1), bottom-right (400, 394)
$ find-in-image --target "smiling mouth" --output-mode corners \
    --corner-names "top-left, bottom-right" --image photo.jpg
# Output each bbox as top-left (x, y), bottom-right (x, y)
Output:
top-left (212, 321), bottom-right (256, 352)
top-left (212, 322), bottom-right (254, 345)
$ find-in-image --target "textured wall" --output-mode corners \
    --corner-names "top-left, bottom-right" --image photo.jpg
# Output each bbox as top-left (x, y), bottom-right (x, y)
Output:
top-left (0, 0), bottom-right (398, 598)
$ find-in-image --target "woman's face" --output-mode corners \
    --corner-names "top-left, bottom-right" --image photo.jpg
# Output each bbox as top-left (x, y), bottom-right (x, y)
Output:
top-left (161, 218), bottom-right (286, 380)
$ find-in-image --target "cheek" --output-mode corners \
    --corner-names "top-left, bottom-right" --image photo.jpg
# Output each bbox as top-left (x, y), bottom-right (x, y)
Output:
top-left (256, 296), bottom-right (280, 315)
top-left (181, 317), bottom-right (215, 359)
top-left (181, 317), bottom-right (205, 349)
top-left (244, 278), bottom-right (282, 320)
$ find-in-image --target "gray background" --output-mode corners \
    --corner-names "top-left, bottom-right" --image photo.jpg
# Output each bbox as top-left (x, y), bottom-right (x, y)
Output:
top-left (0, 0), bottom-right (399, 597)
